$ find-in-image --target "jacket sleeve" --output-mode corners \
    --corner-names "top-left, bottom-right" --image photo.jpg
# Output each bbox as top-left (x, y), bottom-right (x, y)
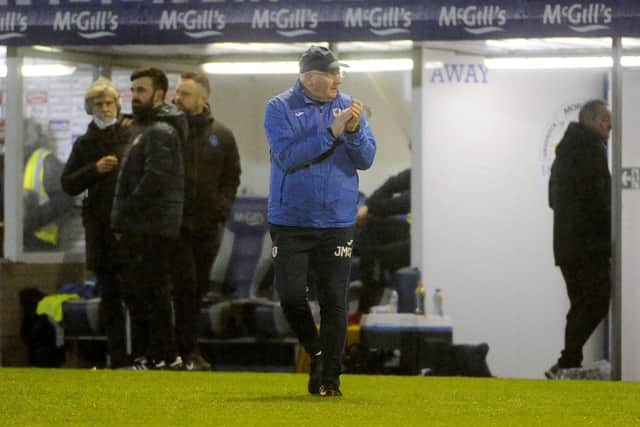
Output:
top-left (130, 125), bottom-right (181, 201)
top-left (264, 97), bottom-right (337, 172)
top-left (367, 169), bottom-right (411, 217)
top-left (61, 139), bottom-right (101, 196)
top-left (216, 129), bottom-right (241, 222)
top-left (342, 113), bottom-right (376, 170)
top-left (573, 148), bottom-right (611, 218)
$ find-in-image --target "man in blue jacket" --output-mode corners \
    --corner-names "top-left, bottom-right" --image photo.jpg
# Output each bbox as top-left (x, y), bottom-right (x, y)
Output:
top-left (264, 45), bottom-right (376, 397)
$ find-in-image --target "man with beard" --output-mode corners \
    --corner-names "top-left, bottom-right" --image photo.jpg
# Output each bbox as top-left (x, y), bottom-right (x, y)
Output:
top-left (61, 77), bottom-right (132, 368)
top-left (112, 67), bottom-right (187, 370)
top-left (172, 71), bottom-right (241, 370)
top-left (546, 99), bottom-right (612, 379)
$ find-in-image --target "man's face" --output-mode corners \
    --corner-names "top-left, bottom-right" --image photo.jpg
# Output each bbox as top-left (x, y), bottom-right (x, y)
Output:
top-left (131, 77), bottom-right (162, 114)
top-left (92, 95), bottom-right (118, 121)
top-left (303, 69), bottom-right (342, 102)
top-left (174, 79), bottom-right (207, 115)
top-left (586, 105), bottom-right (612, 140)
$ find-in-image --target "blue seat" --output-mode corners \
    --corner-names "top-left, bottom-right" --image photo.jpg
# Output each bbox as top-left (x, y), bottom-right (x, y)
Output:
top-left (209, 196), bottom-right (272, 298)
top-left (200, 196), bottom-right (293, 340)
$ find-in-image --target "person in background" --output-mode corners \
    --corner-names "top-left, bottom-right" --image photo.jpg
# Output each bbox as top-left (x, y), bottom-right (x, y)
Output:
top-left (546, 99), bottom-right (612, 379)
top-left (111, 67), bottom-right (187, 370)
top-left (353, 168), bottom-right (411, 319)
top-left (264, 45), bottom-right (376, 397)
top-left (23, 120), bottom-right (74, 251)
top-left (61, 77), bottom-right (132, 368)
top-left (172, 71), bottom-right (241, 370)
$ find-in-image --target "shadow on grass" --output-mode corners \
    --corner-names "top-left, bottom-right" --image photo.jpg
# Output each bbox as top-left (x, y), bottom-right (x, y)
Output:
top-left (223, 395), bottom-right (372, 403)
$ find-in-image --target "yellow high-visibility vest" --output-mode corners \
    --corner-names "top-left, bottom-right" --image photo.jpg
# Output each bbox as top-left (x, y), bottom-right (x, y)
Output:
top-left (23, 148), bottom-right (59, 245)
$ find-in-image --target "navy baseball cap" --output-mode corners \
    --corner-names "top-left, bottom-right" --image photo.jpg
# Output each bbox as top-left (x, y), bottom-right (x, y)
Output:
top-left (299, 46), bottom-right (348, 73)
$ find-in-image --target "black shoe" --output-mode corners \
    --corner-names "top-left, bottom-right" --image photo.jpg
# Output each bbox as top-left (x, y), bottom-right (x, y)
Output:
top-left (545, 363), bottom-right (559, 379)
top-left (151, 356), bottom-right (184, 370)
top-left (308, 354), bottom-right (322, 395)
top-left (118, 357), bottom-right (148, 370)
top-left (546, 361), bottom-right (581, 379)
top-left (319, 384), bottom-right (342, 397)
top-left (184, 354), bottom-right (212, 371)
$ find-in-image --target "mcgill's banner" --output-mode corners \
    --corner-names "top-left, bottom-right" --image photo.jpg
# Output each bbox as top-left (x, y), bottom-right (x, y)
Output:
top-left (0, 1), bottom-right (638, 45)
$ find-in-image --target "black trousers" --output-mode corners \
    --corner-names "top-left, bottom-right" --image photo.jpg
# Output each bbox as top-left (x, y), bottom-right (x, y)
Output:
top-left (270, 225), bottom-right (354, 386)
top-left (357, 219), bottom-right (410, 312)
top-left (170, 228), bottom-right (199, 360)
top-left (192, 227), bottom-right (221, 300)
top-left (93, 221), bottom-right (129, 368)
top-left (120, 233), bottom-right (177, 364)
top-left (558, 258), bottom-right (611, 368)
top-left (96, 270), bottom-right (128, 368)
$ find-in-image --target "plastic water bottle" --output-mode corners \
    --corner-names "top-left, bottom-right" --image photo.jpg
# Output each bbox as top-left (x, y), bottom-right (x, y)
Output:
top-left (389, 289), bottom-right (399, 313)
top-left (415, 280), bottom-right (425, 314)
top-left (433, 288), bottom-right (444, 316)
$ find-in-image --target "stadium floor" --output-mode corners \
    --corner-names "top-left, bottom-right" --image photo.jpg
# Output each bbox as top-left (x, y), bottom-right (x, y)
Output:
top-left (1, 368), bottom-right (639, 426)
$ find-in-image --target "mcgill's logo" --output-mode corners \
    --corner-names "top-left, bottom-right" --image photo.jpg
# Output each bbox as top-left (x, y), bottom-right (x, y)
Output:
top-left (0, 12), bottom-right (28, 41)
top-left (53, 11), bottom-right (118, 39)
top-left (543, 3), bottom-right (612, 32)
top-left (344, 7), bottom-right (412, 36)
top-left (233, 210), bottom-right (266, 227)
top-left (252, 8), bottom-right (318, 37)
top-left (439, 5), bottom-right (507, 35)
top-left (159, 10), bottom-right (226, 38)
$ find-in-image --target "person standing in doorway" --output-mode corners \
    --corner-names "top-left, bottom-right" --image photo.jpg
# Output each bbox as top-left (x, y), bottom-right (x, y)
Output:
top-left (264, 45), bottom-right (376, 396)
top-left (546, 99), bottom-right (612, 379)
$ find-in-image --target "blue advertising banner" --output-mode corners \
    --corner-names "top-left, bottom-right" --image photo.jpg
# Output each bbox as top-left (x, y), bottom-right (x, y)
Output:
top-left (0, 1), bottom-right (639, 45)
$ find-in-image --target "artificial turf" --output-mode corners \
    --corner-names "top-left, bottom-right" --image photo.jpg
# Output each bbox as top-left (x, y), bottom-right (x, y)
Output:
top-left (0, 368), bottom-right (639, 426)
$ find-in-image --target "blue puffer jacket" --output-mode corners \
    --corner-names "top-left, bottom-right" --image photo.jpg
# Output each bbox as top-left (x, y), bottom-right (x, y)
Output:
top-left (264, 80), bottom-right (376, 228)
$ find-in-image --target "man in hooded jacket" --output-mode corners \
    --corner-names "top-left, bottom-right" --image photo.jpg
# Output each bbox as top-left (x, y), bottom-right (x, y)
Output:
top-left (546, 99), bottom-right (611, 378)
top-left (112, 67), bottom-right (187, 369)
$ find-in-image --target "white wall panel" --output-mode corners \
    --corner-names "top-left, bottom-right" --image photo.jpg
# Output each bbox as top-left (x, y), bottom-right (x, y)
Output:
top-left (621, 69), bottom-right (640, 381)
top-left (420, 49), bottom-right (607, 378)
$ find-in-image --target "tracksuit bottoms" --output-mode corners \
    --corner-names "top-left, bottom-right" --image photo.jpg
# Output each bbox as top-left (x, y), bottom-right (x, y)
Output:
top-left (270, 225), bottom-right (355, 386)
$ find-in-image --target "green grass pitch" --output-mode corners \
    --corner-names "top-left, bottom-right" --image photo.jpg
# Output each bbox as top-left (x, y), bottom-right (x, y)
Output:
top-left (1, 368), bottom-right (639, 426)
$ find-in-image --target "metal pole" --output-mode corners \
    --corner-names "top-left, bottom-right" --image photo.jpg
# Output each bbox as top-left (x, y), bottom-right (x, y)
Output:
top-left (610, 37), bottom-right (623, 381)
top-left (4, 47), bottom-right (24, 261)
top-left (410, 45), bottom-right (423, 270)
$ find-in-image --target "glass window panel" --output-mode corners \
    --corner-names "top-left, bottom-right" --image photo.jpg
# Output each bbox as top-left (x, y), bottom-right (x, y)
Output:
top-left (22, 58), bottom-right (95, 255)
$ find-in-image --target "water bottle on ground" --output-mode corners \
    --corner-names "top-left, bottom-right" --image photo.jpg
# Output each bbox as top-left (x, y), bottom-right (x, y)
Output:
top-left (389, 289), bottom-right (399, 313)
top-left (433, 288), bottom-right (444, 316)
top-left (415, 280), bottom-right (425, 314)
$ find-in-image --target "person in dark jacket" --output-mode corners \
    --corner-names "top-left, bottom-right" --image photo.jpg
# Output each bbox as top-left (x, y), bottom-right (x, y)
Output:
top-left (172, 71), bottom-right (241, 370)
top-left (112, 67), bottom-right (187, 370)
top-left (354, 168), bottom-right (411, 315)
top-left (61, 77), bottom-right (132, 368)
top-left (546, 99), bottom-right (612, 379)
top-left (264, 46), bottom-right (376, 397)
